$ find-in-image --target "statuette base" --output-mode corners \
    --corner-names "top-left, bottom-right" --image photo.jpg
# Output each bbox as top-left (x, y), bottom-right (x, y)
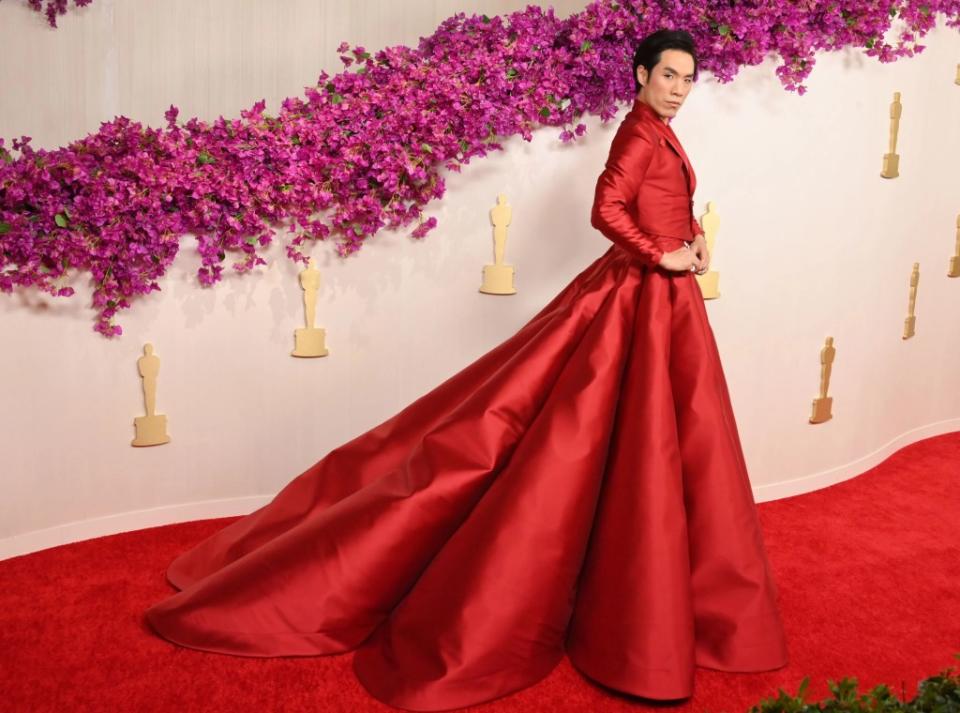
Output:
top-left (480, 264), bottom-right (516, 295)
top-left (809, 397), bottom-right (833, 424)
top-left (132, 414), bottom-right (170, 447)
top-left (881, 153), bottom-right (899, 179)
top-left (902, 315), bottom-right (916, 340)
top-left (292, 328), bottom-right (329, 358)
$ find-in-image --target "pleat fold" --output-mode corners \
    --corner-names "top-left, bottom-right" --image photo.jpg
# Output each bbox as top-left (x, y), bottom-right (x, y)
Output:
top-left (145, 244), bottom-right (788, 711)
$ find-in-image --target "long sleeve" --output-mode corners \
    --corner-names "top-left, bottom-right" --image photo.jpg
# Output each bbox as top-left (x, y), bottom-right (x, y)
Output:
top-left (690, 211), bottom-right (704, 238)
top-left (590, 123), bottom-right (664, 267)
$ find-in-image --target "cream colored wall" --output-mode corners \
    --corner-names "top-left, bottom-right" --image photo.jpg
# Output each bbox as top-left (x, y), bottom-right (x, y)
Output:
top-left (1, 2), bottom-right (958, 559)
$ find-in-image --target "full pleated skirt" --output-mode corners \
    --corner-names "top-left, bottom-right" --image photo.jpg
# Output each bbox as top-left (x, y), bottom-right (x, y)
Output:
top-left (145, 239), bottom-right (789, 711)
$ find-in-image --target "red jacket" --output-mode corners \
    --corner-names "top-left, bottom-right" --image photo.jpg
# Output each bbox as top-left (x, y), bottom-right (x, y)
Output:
top-left (591, 97), bottom-right (704, 267)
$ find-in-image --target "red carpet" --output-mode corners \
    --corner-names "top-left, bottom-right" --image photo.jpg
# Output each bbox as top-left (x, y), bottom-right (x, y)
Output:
top-left (2, 431), bottom-right (958, 712)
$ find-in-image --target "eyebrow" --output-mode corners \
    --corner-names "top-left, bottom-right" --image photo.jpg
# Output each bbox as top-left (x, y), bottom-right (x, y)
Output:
top-left (662, 65), bottom-right (695, 78)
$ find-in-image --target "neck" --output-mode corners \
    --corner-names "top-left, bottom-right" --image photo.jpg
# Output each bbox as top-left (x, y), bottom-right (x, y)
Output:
top-left (636, 93), bottom-right (670, 125)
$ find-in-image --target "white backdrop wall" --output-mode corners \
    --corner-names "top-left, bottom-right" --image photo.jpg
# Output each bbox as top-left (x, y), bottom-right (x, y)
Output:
top-left (1, 1), bottom-right (958, 559)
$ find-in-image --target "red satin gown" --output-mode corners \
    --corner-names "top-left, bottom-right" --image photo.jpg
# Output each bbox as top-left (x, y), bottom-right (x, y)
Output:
top-left (146, 96), bottom-right (789, 710)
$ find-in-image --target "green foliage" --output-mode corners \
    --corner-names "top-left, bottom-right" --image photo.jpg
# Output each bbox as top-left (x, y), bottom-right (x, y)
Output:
top-left (748, 655), bottom-right (960, 712)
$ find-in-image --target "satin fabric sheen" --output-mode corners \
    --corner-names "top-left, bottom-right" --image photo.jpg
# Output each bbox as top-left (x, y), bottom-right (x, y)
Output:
top-left (592, 97), bottom-right (705, 267)
top-left (145, 98), bottom-right (789, 710)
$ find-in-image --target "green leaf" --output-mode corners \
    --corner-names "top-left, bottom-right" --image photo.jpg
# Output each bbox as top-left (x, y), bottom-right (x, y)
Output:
top-left (458, 138), bottom-right (469, 153)
top-left (505, 67), bottom-right (518, 80)
top-left (54, 213), bottom-right (68, 228)
top-left (0, 148), bottom-right (12, 164)
top-left (331, 93), bottom-right (344, 104)
top-left (538, 107), bottom-right (550, 118)
top-left (718, 24), bottom-right (730, 35)
top-left (196, 151), bottom-right (216, 165)
top-left (580, 40), bottom-right (592, 52)
top-left (245, 236), bottom-right (258, 246)
top-left (325, 82), bottom-right (336, 92)
top-left (889, 5), bottom-right (897, 16)
top-left (481, 14), bottom-right (491, 23)
top-left (420, 142), bottom-right (433, 152)
top-left (0, 221), bottom-right (10, 235)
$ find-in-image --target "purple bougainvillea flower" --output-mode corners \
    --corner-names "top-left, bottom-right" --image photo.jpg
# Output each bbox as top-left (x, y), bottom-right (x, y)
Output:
top-left (7, 0), bottom-right (95, 28)
top-left (1, 0), bottom-right (958, 336)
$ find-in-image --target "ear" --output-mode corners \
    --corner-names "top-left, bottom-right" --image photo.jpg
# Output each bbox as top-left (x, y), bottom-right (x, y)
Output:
top-left (635, 65), bottom-right (646, 88)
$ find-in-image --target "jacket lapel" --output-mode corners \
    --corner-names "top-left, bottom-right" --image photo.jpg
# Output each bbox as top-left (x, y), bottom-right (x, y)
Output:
top-left (631, 99), bottom-right (695, 196)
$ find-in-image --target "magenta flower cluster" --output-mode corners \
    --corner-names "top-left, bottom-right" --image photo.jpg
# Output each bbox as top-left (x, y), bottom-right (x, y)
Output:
top-left (2, 1), bottom-right (958, 336)
top-left (3, 0), bottom-right (93, 27)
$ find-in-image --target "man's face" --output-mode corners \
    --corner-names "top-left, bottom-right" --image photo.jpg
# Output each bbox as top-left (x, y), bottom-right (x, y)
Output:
top-left (637, 49), bottom-right (695, 119)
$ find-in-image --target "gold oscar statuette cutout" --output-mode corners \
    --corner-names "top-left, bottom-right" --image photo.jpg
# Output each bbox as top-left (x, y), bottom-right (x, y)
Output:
top-left (694, 201), bottom-right (720, 299)
top-left (292, 257), bottom-right (330, 358)
top-left (880, 91), bottom-right (902, 178)
top-left (903, 262), bottom-right (919, 339)
top-left (480, 194), bottom-right (517, 295)
top-left (948, 214), bottom-right (960, 278)
top-left (132, 343), bottom-right (171, 446)
top-left (809, 336), bottom-right (836, 424)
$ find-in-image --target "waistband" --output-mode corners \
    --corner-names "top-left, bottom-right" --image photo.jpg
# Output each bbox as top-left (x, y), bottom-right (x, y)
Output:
top-left (653, 235), bottom-right (689, 251)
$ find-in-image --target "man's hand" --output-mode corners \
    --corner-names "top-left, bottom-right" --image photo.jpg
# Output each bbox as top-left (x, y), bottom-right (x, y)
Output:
top-left (658, 244), bottom-right (702, 272)
top-left (691, 234), bottom-right (710, 274)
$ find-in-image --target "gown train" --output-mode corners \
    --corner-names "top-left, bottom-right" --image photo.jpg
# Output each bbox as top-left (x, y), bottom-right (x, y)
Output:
top-left (146, 238), bottom-right (789, 711)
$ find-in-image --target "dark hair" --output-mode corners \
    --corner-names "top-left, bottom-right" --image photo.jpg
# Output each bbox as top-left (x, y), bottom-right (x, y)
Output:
top-left (632, 29), bottom-right (699, 92)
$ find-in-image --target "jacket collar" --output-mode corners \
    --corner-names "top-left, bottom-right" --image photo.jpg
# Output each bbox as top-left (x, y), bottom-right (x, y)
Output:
top-left (630, 96), bottom-right (694, 195)
top-left (632, 96), bottom-right (671, 128)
